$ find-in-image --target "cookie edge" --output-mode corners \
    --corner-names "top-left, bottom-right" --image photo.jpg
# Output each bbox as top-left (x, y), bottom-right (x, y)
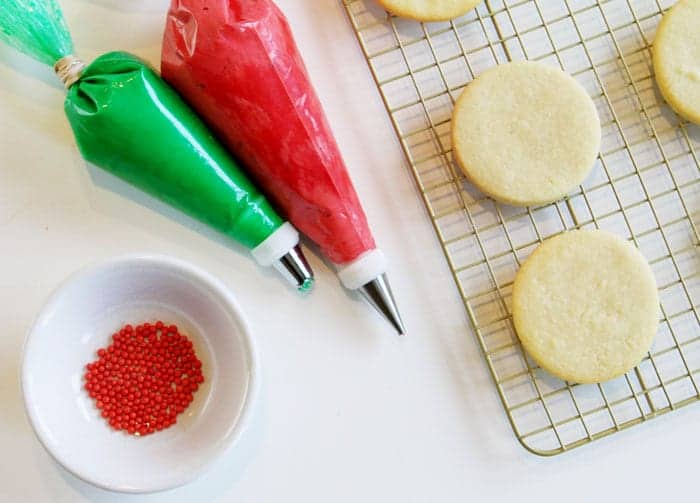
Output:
top-left (512, 230), bottom-right (659, 384)
top-left (376, 0), bottom-right (482, 22)
top-left (451, 61), bottom-right (601, 207)
top-left (652, 0), bottom-right (700, 125)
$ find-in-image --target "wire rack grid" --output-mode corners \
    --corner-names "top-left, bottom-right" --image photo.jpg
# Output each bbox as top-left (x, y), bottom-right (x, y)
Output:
top-left (343, 0), bottom-right (700, 455)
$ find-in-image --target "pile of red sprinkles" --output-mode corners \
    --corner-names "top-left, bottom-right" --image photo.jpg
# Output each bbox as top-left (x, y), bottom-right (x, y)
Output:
top-left (84, 321), bottom-right (204, 436)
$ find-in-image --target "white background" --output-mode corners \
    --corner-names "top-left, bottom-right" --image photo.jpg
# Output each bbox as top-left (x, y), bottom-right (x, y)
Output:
top-left (1, 1), bottom-right (698, 501)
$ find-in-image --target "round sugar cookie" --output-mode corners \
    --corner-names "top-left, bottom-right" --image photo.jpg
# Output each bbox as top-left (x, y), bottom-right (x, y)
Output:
top-left (377, 0), bottom-right (482, 22)
top-left (512, 230), bottom-right (659, 384)
top-left (653, 0), bottom-right (700, 124)
top-left (452, 61), bottom-right (601, 207)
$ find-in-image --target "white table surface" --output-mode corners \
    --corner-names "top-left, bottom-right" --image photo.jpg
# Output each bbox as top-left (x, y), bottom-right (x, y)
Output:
top-left (1, 1), bottom-right (699, 501)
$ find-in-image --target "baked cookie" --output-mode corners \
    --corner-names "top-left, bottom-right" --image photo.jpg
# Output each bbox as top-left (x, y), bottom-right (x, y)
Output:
top-left (452, 61), bottom-right (601, 207)
top-left (653, 0), bottom-right (700, 124)
top-left (377, 0), bottom-right (482, 22)
top-left (512, 230), bottom-right (659, 384)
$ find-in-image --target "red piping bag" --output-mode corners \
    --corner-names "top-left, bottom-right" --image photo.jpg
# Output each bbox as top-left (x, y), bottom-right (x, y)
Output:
top-left (162, 0), bottom-right (404, 334)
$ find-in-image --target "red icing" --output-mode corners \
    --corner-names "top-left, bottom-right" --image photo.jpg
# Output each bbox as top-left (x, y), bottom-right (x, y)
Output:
top-left (161, 0), bottom-right (376, 265)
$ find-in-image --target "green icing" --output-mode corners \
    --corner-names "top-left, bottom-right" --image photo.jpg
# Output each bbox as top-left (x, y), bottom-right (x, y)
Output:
top-left (64, 52), bottom-right (283, 249)
top-left (298, 277), bottom-right (315, 293)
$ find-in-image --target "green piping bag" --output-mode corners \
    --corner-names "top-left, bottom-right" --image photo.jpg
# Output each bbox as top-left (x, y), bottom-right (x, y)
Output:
top-left (0, 0), bottom-right (314, 290)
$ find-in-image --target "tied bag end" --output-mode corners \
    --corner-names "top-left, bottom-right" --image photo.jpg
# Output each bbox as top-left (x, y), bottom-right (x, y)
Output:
top-left (54, 55), bottom-right (85, 88)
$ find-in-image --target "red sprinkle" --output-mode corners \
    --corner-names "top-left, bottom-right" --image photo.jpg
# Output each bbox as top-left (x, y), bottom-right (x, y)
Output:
top-left (84, 321), bottom-right (204, 436)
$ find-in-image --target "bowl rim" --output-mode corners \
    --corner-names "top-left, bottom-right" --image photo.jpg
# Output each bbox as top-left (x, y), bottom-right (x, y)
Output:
top-left (20, 254), bottom-right (260, 494)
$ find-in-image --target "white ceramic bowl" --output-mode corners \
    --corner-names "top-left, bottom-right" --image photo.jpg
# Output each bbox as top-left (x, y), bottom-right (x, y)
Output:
top-left (21, 255), bottom-right (259, 493)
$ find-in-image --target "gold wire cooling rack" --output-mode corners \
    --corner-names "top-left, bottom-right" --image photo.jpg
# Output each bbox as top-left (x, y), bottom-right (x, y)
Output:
top-left (343, 0), bottom-right (700, 455)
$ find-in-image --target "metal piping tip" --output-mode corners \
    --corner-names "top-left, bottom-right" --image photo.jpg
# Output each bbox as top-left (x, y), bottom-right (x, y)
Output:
top-left (273, 245), bottom-right (314, 292)
top-left (358, 273), bottom-right (405, 335)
